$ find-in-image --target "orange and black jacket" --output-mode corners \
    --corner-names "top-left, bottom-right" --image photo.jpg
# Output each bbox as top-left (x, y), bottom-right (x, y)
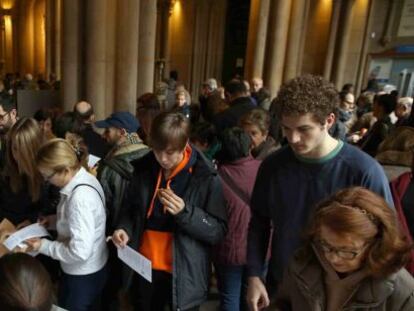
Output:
top-left (117, 146), bottom-right (227, 310)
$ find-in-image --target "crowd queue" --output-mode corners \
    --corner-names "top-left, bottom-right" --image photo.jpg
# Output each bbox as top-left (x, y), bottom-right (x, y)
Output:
top-left (0, 73), bottom-right (413, 311)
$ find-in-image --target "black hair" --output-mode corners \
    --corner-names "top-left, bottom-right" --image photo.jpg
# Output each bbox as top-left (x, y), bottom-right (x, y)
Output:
top-left (217, 127), bottom-right (251, 162)
top-left (225, 79), bottom-right (247, 96)
top-left (33, 109), bottom-right (52, 122)
top-left (376, 94), bottom-right (397, 115)
top-left (0, 94), bottom-right (16, 112)
top-left (190, 122), bottom-right (217, 147)
top-left (53, 111), bottom-right (84, 138)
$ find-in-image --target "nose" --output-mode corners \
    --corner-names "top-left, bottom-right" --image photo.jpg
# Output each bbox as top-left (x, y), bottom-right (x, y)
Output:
top-left (287, 131), bottom-right (300, 144)
top-left (325, 252), bottom-right (342, 265)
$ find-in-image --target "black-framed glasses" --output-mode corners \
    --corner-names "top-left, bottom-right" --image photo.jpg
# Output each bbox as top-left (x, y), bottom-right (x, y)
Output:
top-left (0, 111), bottom-right (10, 121)
top-left (313, 239), bottom-right (370, 260)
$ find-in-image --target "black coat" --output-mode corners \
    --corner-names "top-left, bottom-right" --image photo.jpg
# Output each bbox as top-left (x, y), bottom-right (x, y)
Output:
top-left (117, 149), bottom-right (227, 310)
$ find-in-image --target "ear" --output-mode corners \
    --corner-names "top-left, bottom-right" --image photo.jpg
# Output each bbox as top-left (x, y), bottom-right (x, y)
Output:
top-left (10, 108), bottom-right (17, 119)
top-left (325, 113), bottom-right (336, 130)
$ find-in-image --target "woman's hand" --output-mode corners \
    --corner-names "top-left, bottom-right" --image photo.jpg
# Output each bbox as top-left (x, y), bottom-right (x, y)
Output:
top-left (112, 229), bottom-right (129, 248)
top-left (25, 238), bottom-right (42, 252)
top-left (158, 188), bottom-right (185, 215)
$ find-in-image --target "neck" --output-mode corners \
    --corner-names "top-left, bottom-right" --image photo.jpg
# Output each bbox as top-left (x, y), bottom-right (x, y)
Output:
top-left (163, 153), bottom-right (184, 179)
top-left (305, 135), bottom-right (339, 159)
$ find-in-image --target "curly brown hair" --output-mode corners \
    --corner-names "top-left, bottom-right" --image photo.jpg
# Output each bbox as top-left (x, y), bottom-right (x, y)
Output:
top-left (307, 187), bottom-right (412, 278)
top-left (274, 75), bottom-right (339, 124)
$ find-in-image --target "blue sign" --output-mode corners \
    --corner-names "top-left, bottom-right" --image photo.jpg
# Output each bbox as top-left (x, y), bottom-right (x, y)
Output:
top-left (396, 45), bottom-right (414, 53)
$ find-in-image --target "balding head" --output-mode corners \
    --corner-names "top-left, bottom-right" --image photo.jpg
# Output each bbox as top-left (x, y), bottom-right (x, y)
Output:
top-left (74, 101), bottom-right (94, 123)
top-left (251, 77), bottom-right (263, 93)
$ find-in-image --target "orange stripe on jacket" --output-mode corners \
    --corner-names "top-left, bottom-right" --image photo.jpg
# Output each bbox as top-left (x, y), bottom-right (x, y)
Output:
top-left (139, 144), bottom-right (193, 273)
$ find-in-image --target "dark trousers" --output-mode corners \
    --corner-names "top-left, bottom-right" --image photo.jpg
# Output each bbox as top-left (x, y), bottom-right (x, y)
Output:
top-left (58, 264), bottom-right (108, 311)
top-left (130, 270), bottom-right (200, 311)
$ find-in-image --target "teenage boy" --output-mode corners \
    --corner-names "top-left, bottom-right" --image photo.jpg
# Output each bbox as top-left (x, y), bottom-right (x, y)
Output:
top-left (112, 112), bottom-right (227, 311)
top-left (246, 75), bottom-right (394, 311)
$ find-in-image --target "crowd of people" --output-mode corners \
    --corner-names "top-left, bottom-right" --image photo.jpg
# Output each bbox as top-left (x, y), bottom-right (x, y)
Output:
top-left (0, 73), bottom-right (413, 311)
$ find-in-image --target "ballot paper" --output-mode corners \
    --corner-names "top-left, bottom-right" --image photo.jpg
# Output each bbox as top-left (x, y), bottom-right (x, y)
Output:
top-left (3, 223), bottom-right (50, 251)
top-left (88, 154), bottom-right (101, 168)
top-left (118, 245), bottom-right (152, 282)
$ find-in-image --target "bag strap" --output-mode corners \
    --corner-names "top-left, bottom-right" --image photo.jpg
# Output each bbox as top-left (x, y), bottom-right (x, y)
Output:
top-left (72, 183), bottom-right (105, 206)
top-left (219, 170), bottom-right (250, 206)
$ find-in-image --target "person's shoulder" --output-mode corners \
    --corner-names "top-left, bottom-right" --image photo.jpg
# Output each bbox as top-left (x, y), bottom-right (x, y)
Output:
top-left (386, 269), bottom-right (414, 306)
top-left (338, 143), bottom-right (379, 167)
top-left (130, 151), bottom-right (156, 171)
top-left (261, 145), bottom-right (292, 167)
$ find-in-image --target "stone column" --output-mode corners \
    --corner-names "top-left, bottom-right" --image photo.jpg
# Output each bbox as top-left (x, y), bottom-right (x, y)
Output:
top-left (251, 0), bottom-right (270, 79)
top-left (54, 0), bottom-right (62, 79)
top-left (105, 0), bottom-right (116, 115)
top-left (62, 0), bottom-right (81, 112)
top-left (159, 0), bottom-right (173, 79)
top-left (45, 0), bottom-right (52, 77)
top-left (86, 0), bottom-right (107, 119)
top-left (323, 0), bottom-right (341, 81)
top-left (137, 0), bottom-right (157, 97)
top-left (115, 0), bottom-right (140, 113)
top-left (332, 0), bottom-right (355, 89)
top-left (264, 0), bottom-right (292, 98)
top-left (283, 0), bottom-right (306, 82)
top-left (205, 0), bottom-right (227, 83)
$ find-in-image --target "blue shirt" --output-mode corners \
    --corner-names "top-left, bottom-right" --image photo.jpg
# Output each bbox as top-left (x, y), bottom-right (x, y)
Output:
top-left (247, 142), bottom-right (394, 286)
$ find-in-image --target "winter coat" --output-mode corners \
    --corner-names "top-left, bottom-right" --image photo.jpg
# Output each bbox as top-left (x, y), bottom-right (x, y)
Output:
top-left (117, 148), bottom-right (227, 310)
top-left (97, 142), bottom-right (149, 233)
top-left (213, 156), bottom-right (261, 265)
top-left (274, 247), bottom-right (414, 311)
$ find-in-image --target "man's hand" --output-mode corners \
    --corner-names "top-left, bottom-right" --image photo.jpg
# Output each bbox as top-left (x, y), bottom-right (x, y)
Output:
top-left (158, 188), bottom-right (185, 215)
top-left (247, 276), bottom-right (270, 311)
top-left (112, 229), bottom-right (129, 248)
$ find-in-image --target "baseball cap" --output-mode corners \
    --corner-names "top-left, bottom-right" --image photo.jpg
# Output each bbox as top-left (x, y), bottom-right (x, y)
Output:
top-left (95, 111), bottom-right (140, 133)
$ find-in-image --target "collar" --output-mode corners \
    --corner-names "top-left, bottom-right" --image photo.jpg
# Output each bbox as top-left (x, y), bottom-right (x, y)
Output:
top-left (60, 167), bottom-right (86, 197)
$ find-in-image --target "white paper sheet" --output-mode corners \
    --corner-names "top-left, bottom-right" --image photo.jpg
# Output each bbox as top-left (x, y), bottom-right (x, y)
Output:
top-left (3, 223), bottom-right (50, 251)
top-left (117, 245), bottom-right (152, 282)
top-left (88, 154), bottom-right (101, 168)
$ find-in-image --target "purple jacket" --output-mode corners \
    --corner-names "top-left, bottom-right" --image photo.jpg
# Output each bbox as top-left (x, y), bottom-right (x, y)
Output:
top-left (213, 156), bottom-right (261, 265)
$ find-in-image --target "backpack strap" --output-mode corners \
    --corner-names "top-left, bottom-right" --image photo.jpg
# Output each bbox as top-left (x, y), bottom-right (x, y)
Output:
top-left (72, 183), bottom-right (105, 206)
top-left (219, 170), bottom-right (250, 206)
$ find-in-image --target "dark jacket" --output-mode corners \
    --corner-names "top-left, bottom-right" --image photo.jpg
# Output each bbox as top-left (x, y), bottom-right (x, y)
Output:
top-left (213, 96), bottom-right (255, 133)
top-left (213, 156), bottom-right (261, 265)
top-left (97, 142), bottom-right (149, 233)
top-left (117, 148), bottom-right (227, 310)
top-left (275, 247), bottom-right (414, 311)
top-left (80, 124), bottom-right (111, 159)
top-left (360, 116), bottom-right (393, 156)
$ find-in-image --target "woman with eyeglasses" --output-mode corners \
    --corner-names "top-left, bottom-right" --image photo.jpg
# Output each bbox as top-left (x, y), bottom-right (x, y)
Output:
top-left (274, 187), bottom-right (414, 311)
top-left (25, 138), bottom-right (108, 311)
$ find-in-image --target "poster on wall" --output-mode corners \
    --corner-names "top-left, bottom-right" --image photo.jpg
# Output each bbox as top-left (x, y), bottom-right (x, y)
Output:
top-left (398, 0), bottom-right (414, 37)
top-left (368, 58), bottom-right (393, 83)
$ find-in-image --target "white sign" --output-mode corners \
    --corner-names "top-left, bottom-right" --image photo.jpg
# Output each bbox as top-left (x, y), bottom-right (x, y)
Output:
top-left (118, 245), bottom-right (152, 282)
top-left (398, 0), bottom-right (414, 37)
top-left (3, 223), bottom-right (50, 251)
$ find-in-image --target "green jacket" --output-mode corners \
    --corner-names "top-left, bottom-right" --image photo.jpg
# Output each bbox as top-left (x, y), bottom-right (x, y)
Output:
top-left (97, 142), bottom-right (149, 233)
top-left (274, 247), bottom-right (414, 311)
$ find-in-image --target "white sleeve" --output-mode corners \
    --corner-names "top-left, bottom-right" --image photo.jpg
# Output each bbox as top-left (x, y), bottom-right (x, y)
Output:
top-left (39, 196), bottom-right (96, 264)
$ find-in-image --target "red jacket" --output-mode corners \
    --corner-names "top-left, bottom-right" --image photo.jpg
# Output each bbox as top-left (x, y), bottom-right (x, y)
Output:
top-left (390, 172), bottom-right (414, 275)
top-left (213, 156), bottom-right (261, 265)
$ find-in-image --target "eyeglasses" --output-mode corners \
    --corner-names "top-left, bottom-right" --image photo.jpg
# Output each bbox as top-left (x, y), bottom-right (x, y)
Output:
top-left (313, 239), bottom-right (370, 260)
top-left (0, 111), bottom-right (10, 121)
